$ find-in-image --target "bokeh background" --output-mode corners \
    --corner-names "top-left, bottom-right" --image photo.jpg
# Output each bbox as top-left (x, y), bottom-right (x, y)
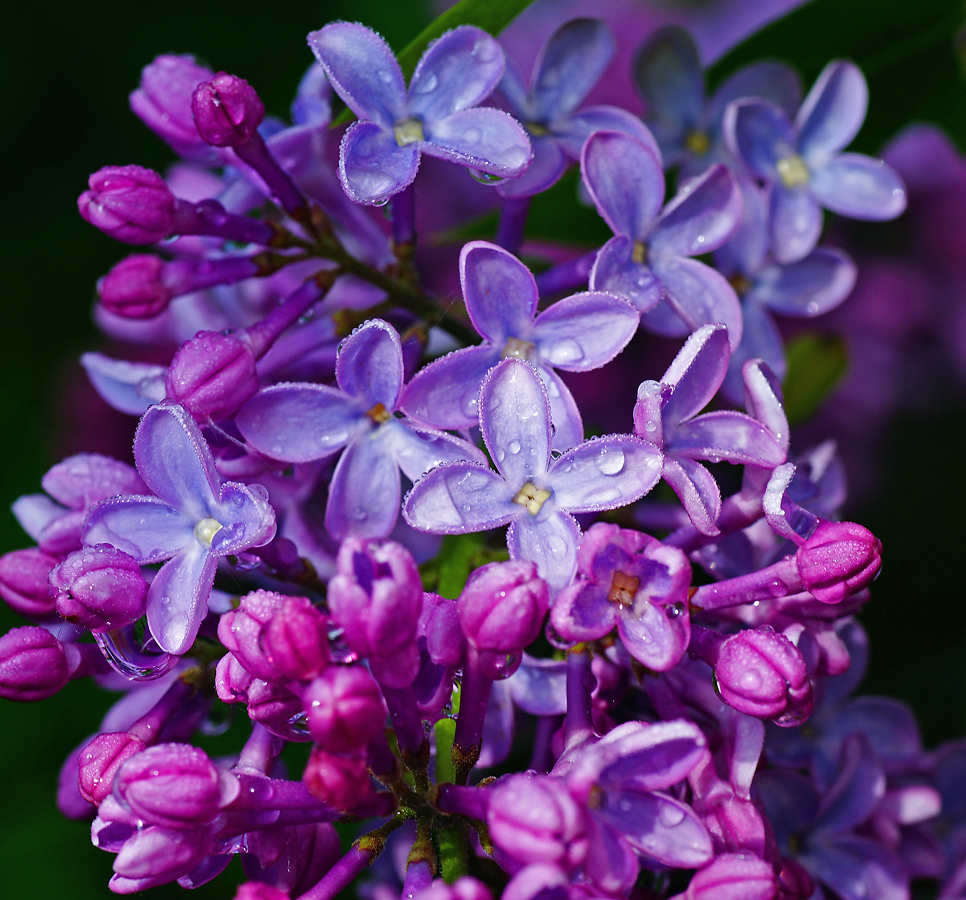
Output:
top-left (2, 1), bottom-right (965, 897)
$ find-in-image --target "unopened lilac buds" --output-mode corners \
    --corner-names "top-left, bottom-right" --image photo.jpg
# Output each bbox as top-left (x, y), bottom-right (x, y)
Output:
top-left (303, 747), bottom-right (376, 812)
top-left (218, 590), bottom-right (287, 682)
top-left (0, 548), bottom-right (60, 618)
top-left (261, 596), bottom-right (330, 682)
top-left (113, 743), bottom-right (240, 829)
top-left (49, 545), bottom-right (147, 632)
top-left (681, 853), bottom-right (778, 900)
top-left (796, 521), bottom-right (882, 604)
top-left (99, 254), bottom-right (172, 319)
top-left (79, 732), bottom-right (148, 806)
top-left (192, 73), bottom-right (265, 147)
top-left (0, 626), bottom-right (71, 701)
top-left (303, 665), bottom-right (385, 753)
top-left (166, 330), bottom-right (260, 421)
top-left (78, 166), bottom-right (176, 245)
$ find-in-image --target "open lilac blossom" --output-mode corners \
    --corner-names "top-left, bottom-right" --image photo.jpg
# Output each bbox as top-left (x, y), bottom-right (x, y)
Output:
top-left (582, 130), bottom-right (744, 344)
top-left (633, 324), bottom-right (785, 534)
top-left (84, 401), bottom-right (277, 655)
top-left (401, 241), bottom-right (639, 450)
top-left (237, 318), bottom-right (485, 540)
top-left (495, 18), bottom-right (659, 198)
top-left (308, 23), bottom-right (531, 204)
top-left (724, 61), bottom-right (907, 263)
top-left (404, 358), bottom-right (662, 591)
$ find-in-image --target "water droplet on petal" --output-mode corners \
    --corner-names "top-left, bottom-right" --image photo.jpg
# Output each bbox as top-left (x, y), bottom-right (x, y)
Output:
top-left (658, 803), bottom-right (686, 827)
top-left (414, 73), bottom-right (437, 94)
top-left (596, 447), bottom-right (625, 476)
top-left (508, 440), bottom-right (521, 455)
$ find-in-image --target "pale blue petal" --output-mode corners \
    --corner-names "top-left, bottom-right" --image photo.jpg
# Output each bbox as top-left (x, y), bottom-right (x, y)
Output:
top-left (769, 184), bottom-right (823, 264)
top-left (651, 256), bottom-right (743, 349)
top-left (661, 456), bottom-right (720, 536)
top-left (424, 108), bottom-right (531, 176)
top-left (533, 291), bottom-right (639, 372)
top-left (810, 154), bottom-right (907, 221)
top-left (325, 431), bottom-right (400, 540)
top-left (796, 61), bottom-right (868, 162)
top-left (589, 236), bottom-right (664, 313)
top-left (146, 543), bottom-right (217, 655)
top-left (84, 496), bottom-right (193, 563)
top-left (460, 241), bottom-right (538, 345)
top-left (507, 510), bottom-right (580, 593)
top-left (403, 463), bottom-right (517, 533)
top-left (336, 318), bottom-right (404, 410)
top-left (383, 420), bottom-right (486, 483)
top-left (339, 121), bottom-right (420, 206)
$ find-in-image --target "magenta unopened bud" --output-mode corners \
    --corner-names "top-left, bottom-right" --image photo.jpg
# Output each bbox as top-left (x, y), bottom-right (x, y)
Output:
top-left (303, 748), bottom-right (376, 812)
top-left (192, 73), bottom-right (265, 147)
top-left (261, 596), bottom-right (330, 681)
top-left (684, 853), bottom-right (778, 900)
top-left (166, 330), bottom-right (259, 421)
top-left (113, 743), bottom-right (240, 829)
top-left (234, 884), bottom-right (290, 900)
top-left (421, 593), bottom-right (466, 667)
top-left (215, 652), bottom-right (254, 703)
top-left (78, 732), bottom-right (147, 806)
top-left (245, 678), bottom-right (308, 740)
top-left (99, 254), bottom-right (172, 319)
top-left (777, 857), bottom-right (814, 900)
top-left (49, 544), bottom-right (147, 632)
top-left (0, 626), bottom-right (71, 701)
top-left (303, 665), bottom-right (385, 753)
top-left (78, 165), bottom-right (176, 245)
top-left (796, 521), bottom-right (882, 604)
top-left (218, 589), bottom-right (287, 681)
top-left (0, 548), bottom-right (60, 618)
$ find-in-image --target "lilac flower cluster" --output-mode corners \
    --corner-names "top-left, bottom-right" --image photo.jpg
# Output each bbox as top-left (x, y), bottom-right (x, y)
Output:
top-left (3, 7), bottom-right (960, 900)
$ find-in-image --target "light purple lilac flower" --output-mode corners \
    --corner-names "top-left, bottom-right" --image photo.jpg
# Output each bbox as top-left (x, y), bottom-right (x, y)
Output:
top-left (495, 18), bottom-right (660, 198)
top-left (404, 358), bottom-right (662, 591)
top-left (724, 60), bottom-right (907, 263)
top-left (308, 23), bottom-right (532, 204)
top-left (237, 318), bottom-right (484, 541)
top-left (633, 324), bottom-right (786, 535)
top-left (581, 130), bottom-right (744, 344)
top-left (84, 401), bottom-right (277, 655)
top-left (401, 241), bottom-right (639, 450)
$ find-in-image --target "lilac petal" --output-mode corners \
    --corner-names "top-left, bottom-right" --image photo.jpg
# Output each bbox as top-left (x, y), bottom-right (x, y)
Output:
top-left (639, 298), bottom-right (693, 338)
top-left (590, 237), bottom-right (664, 314)
top-left (669, 410), bottom-right (785, 466)
top-left (550, 436), bottom-right (663, 514)
top-left (409, 26), bottom-right (505, 121)
top-left (722, 303), bottom-right (786, 403)
top-left (325, 432), bottom-right (400, 541)
top-left (236, 384), bottom-right (363, 463)
top-left (652, 256), bottom-right (743, 349)
top-left (460, 241), bottom-right (538, 345)
top-left (581, 131), bottom-right (664, 240)
top-left (813, 735), bottom-right (885, 835)
top-left (81, 353), bottom-right (166, 416)
top-left (650, 163), bottom-right (743, 258)
top-left (661, 323), bottom-right (730, 424)
top-left (403, 463), bottom-right (516, 533)
top-left (724, 99), bottom-right (795, 181)
top-left (531, 18), bottom-right (614, 121)
top-left (822, 697), bottom-right (923, 769)
top-left (478, 680), bottom-right (514, 768)
top-left (336, 318), bottom-right (404, 410)
top-left (591, 720), bottom-right (707, 790)
top-left (400, 344), bottom-right (500, 430)
top-left (810, 154), bottom-right (907, 220)
top-left (597, 788), bottom-right (713, 867)
top-left (803, 835), bottom-right (906, 900)
top-left (584, 818), bottom-right (639, 896)
top-left (633, 28), bottom-right (704, 136)
top-left (498, 57), bottom-right (533, 119)
top-left (551, 582), bottom-right (617, 641)
top-left (750, 247), bottom-right (857, 316)
top-left (741, 357), bottom-right (789, 452)
top-left (796, 61), bottom-right (868, 162)
top-left (134, 402), bottom-right (220, 519)
top-left (307, 23), bottom-right (405, 128)
top-left (617, 599), bottom-right (688, 672)
top-left (540, 367), bottom-right (584, 453)
top-left (506, 511), bottom-right (580, 593)
top-left (382, 420), bottom-right (486, 483)
top-left (763, 463), bottom-right (815, 545)
top-left (753, 771), bottom-right (819, 845)
top-left (339, 121), bottom-right (420, 206)
top-left (507, 656), bottom-right (568, 715)
top-left (555, 106), bottom-right (661, 162)
top-left (423, 107), bottom-right (531, 176)
top-left (714, 177), bottom-right (769, 277)
top-left (209, 482), bottom-right (276, 555)
top-left (769, 184), bottom-right (823, 264)
top-left (533, 291), bottom-right (639, 372)
top-left (11, 494), bottom-right (62, 542)
top-left (661, 456), bottom-right (721, 536)
top-left (147, 543), bottom-right (217, 655)
top-left (496, 135), bottom-right (567, 198)
top-left (84, 496), bottom-right (193, 563)
top-left (709, 61), bottom-right (801, 124)
top-left (480, 358), bottom-right (551, 485)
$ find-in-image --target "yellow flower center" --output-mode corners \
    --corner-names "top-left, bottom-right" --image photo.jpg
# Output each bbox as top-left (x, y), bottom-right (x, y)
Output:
top-left (512, 481), bottom-right (552, 515)
top-left (685, 129), bottom-right (710, 156)
top-left (608, 571), bottom-right (640, 608)
top-left (394, 118), bottom-right (425, 147)
top-left (367, 402), bottom-right (392, 423)
top-left (501, 337), bottom-right (537, 361)
top-left (776, 153), bottom-right (810, 188)
top-left (194, 517), bottom-right (223, 548)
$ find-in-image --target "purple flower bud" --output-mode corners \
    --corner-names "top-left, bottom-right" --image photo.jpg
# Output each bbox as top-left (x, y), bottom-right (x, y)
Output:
top-left (166, 330), bottom-right (260, 421)
top-left (0, 548), bottom-right (60, 619)
top-left (113, 743), bottom-right (240, 829)
top-left (192, 73), bottom-right (265, 147)
top-left (218, 590), bottom-right (287, 682)
top-left (488, 773), bottom-right (589, 868)
top-left (415, 877), bottom-right (493, 900)
top-left (683, 853), bottom-right (778, 900)
top-left (261, 596), bottom-right (330, 682)
top-left (777, 858), bottom-right (814, 900)
top-left (421, 593), bottom-right (466, 668)
top-left (78, 165), bottom-right (176, 245)
top-left (79, 732), bottom-right (147, 806)
top-left (245, 679), bottom-right (308, 741)
top-left (215, 652), bottom-right (254, 703)
top-left (0, 626), bottom-right (70, 701)
top-left (49, 544), bottom-right (147, 632)
top-left (303, 748), bottom-right (376, 813)
top-left (795, 520), bottom-right (882, 604)
top-left (234, 884), bottom-right (290, 900)
top-left (99, 254), bottom-right (172, 319)
top-left (303, 665), bottom-right (385, 753)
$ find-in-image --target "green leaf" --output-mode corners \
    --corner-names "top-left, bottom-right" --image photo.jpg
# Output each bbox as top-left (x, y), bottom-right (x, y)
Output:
top-left (782, 332), bottom-right (848, 424)
top-left (333, 0), bottom-right (537, 126)
top-left (708, 0), bottom-right (966, 151)
top-left (436, 533), bottom-right (485, 599)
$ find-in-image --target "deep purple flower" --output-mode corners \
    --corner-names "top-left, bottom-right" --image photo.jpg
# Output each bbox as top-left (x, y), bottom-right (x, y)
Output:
top-left (795, 520), bottom-right (882, 604)
top-left (79, 732), bottom-right (148, 806)
top-left (191, 73), bottom-right (265, 147)
top-left (0, 548), bottom-right (60, 619)
top-left (218, 589), bottom-right (290, 682)
top-left (0, 626), bottom-right (71, 701)
top-left (675, 852), bottom-right (778, 900)
top-left (78, 165), bottom-right (177, 245)
top-left (261, 595), bottom-right (330, 682)
top-left (84, 401), bottom-right (277, 655)
top-left (401, 241), bottom-right (639, 450)
top-left (582, 130), bottom-right (744, 343)
top-left (404, 358), bottom-right (663, 592)
top-left (166, 330), bottom-right (260, 421)
top-left (308, 23), bottom-right (531, 204)
top-left (302, 747), bottom-right (377, 813)
top-left (724, 61), bottom-right (907, 263)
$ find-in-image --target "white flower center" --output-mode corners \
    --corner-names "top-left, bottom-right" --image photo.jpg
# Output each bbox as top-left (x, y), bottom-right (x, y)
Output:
top-left (777, 154), bottom-right (810, 188)
top-left (512, 481), bottom-right (551, 515)
top-left (194, 517), bottom-right (223, 547)
top-left (501, 337), bottom-right (537, 361)
top-left (394, 118), bottom-right (425, 146)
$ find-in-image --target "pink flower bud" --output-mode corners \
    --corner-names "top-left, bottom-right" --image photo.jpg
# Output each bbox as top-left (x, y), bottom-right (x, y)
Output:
top-left (684, 853), bottom-right (778, 900)
top-left (99, 254), bottom-right (172, 319)
top-left (796, 521), bottom-right (882, 604)
top-left (303, 665), bottom-right (385, 753)
top-left (245, 679), bottom-right (307, 741)
top-left (192, 73), bottom-right (265, 147)
top-left (215, 652), bottom-right (255, 703)
top-left (261, 596), bottom-right (330, 682)
top-left (0, 626), bottom-right (70, 701)
top-left (303, 748), bottom-right (376, 813)
top-left (0, 548), bottom-right (60, 618)
top-left (166, 330), bottom-right (260, 421)
top-left (78, 732), bottom-right (147, 806)
top-left (234, 884), bottom-right (290, 900)
top-left (49, 544), bottom-right (147, 632)
top-left (421, 593), bottom-right (466, 667)
top-left (78, 165), bottom-right (176, 244)
top-left (217, 589), bottom-right (287, 681)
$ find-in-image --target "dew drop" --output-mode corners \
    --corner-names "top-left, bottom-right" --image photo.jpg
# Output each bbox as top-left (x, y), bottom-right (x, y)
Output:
top-left (596, 447), bottom-right (625, 476)
top-left (658, 804), bottom-right (686, 827)
top-left (414, 72), bottom-right (438, 94)
top-left (509, 440), bottom-right (522, 455)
